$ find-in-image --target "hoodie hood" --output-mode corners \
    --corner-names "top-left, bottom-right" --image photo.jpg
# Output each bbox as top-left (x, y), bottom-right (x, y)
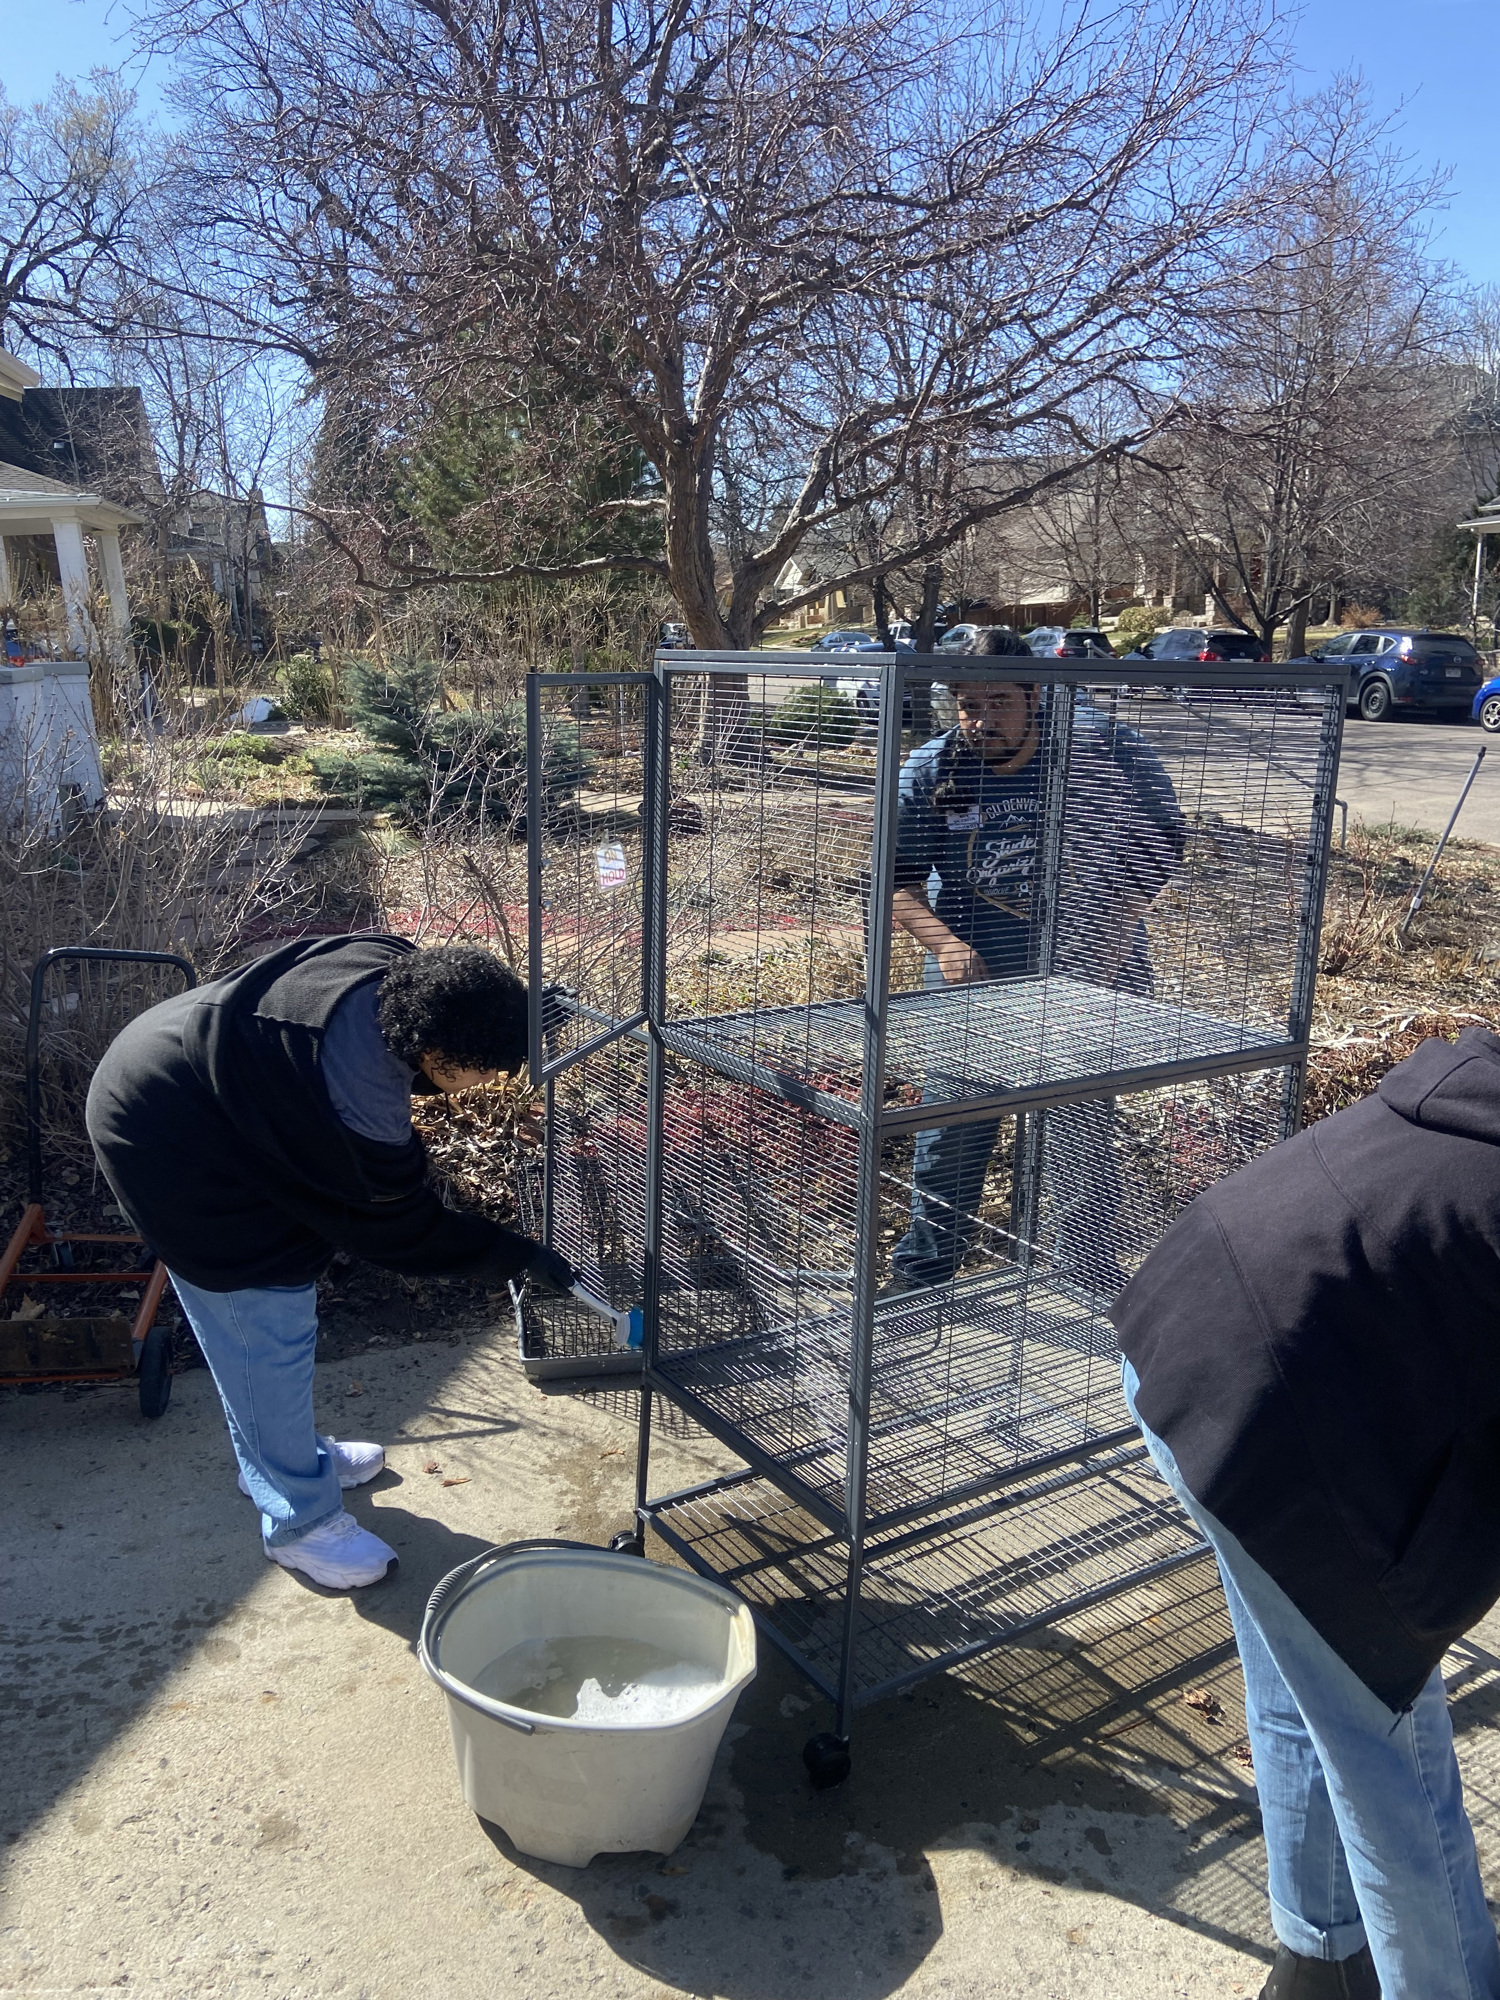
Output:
top-left (1377, 1025), bottom-right (1500, 1143)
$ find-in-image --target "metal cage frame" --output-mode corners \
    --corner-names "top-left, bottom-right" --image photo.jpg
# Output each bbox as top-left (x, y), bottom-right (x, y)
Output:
top-left (526, 648), bottom-right (1346, 1763)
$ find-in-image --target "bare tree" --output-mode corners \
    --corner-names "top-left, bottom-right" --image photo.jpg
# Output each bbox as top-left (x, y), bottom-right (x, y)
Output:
top-left (1007, 389), bottom-right (1143, 625)
top-left (1142, 79), bottom-right (1452, 653)
top-left (0, 74), bottom-right (151, 367)
top-left (1450, 283), bottom-right (1500, 504)
top-left (143, 0), bottom-right (1290, 736)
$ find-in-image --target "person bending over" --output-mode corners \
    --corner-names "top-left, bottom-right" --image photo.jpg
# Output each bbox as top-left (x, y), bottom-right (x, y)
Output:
top-left (1117, 1024), bottom-right (1500, 1999)
top-left (87, 933), bottom-right (572, 1590)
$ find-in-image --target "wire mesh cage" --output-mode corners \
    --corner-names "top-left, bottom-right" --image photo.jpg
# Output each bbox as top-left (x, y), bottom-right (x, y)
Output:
top-left (526, 650), bottom-right (1344, 1757)
top-left (12, 950), bottom-right (198, 1198)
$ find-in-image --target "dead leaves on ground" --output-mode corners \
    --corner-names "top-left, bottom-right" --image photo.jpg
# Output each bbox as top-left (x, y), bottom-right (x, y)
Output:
top-left (1182, 1686), bottom-right (1227, 1726)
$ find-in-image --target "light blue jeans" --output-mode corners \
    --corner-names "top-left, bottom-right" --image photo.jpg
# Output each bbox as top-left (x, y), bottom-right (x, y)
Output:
top-left (1123, 1359), bottom-right (1500, 1998)
top-left (169, 1273), bottom-right (343, 1547)
top-left (892, 1096), bottom-right (1126, 1292)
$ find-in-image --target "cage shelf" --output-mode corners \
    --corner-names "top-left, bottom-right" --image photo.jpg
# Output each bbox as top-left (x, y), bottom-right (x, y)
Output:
top-left (645, 1447), bottom-right (1205, 1707)
top-left (661, 972), bottom-right (1296, 1116)
top-left (652, 1268), bottom-right (1131, 1527)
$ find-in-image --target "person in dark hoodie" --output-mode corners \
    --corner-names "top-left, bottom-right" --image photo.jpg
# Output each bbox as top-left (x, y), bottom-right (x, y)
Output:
top-left (86, 934), bottom-right (573, 1590)
top-left (1113, 1025), bottom-right (1500, 2000)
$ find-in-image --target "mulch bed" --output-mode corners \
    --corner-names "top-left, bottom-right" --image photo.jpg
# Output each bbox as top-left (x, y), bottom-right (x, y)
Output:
top-left (6, 822), bottom-right (1500, 1388)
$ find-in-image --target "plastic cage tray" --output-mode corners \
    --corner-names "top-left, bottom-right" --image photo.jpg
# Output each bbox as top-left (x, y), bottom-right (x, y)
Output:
top-left (645, 1446), bottom-right (1205, 1707)
top-left (512, 1151), bottom-right (644, 1382)
top-left (659, 974), bottom-right (1293, 1114)
top-left (511, 1284), bottom-right (643, 1383)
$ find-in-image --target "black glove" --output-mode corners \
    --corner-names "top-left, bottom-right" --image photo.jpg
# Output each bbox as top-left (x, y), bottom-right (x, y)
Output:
top-left (539, 983), bottom-right (576, 1040)
top-left (525, 1243), bottom-right (577, 1295)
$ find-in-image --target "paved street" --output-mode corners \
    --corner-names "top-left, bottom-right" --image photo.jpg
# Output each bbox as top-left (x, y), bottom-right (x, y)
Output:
top-left (8, 1338), bottom-right (1500, 1999)
top-left (1337, 714), bottom-right (1500, 844)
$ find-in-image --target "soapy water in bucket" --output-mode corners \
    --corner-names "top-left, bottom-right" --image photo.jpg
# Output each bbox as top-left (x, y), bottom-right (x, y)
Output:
top-left (473, 1635), bottom-right (721, 1725)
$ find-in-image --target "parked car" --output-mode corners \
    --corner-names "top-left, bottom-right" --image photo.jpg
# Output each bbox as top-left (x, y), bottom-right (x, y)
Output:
top-left (1473, 673), bottom-right (1500, 734)
top-left (935, 623), bottom-right (983, 653)
top-left (1124, 627), bottom-right (1272, 664)
top-left (658, 620), bottom-right (690, 648)
top-left (845, 677), bottom-right (957, 733)
top-left (1307, 628), bottom-right (1484, 722)
top-left (1024, 626), bottom-right (1117, 659)
top-left (809, 628), bottom-right (874, 652)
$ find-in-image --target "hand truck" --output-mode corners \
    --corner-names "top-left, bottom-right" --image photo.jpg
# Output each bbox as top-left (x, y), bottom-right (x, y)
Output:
top-left (1, 946), bottom-right (196, 1418)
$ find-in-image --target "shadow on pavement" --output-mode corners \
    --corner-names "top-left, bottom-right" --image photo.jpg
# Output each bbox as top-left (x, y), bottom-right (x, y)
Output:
top-left (479, 1553), bottom-right (1280, 1998)
top-left (0, 1337), bottom-right (516, 1852)
top-left (25, 1349), bottom-right (1500, 1996)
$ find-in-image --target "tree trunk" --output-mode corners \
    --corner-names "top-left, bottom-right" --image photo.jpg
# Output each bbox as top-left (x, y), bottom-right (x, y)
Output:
top-left (1284, 594), bottom-right (1310, 661)
top-left (569, 634), bottom-right (590, 719)
top-left (662, 451), bottom-right (752, 764)
top-left (873, 574), bottom-right (892, 647)
top-left (913, 564), bottom-right (943, 652)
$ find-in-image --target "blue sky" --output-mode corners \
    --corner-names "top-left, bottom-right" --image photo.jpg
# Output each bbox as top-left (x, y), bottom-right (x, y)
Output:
top-left (1294, 0), bottom-right (1497, 285)
top-left (2, 0), bottom-right (1497, 283)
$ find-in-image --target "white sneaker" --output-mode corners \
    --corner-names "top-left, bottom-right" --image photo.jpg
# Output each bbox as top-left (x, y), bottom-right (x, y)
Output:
top-left (238, 1439), bottom-right (385, 1498)
top-left (266, 1511), bottom-right (397, 1587)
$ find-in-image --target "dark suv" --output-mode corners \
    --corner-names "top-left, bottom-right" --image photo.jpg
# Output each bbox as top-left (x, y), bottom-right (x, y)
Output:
top-left (1308, 628), bottom-right (1484, 721)
top-left (1123, 627), bottom-right (1272, 663)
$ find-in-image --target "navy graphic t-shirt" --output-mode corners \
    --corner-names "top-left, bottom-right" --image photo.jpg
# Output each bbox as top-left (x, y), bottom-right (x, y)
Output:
top-left (893, 726), bottom-right (1045, 980)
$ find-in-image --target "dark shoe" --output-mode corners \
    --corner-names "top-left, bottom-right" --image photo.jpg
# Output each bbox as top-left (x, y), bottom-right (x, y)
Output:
top-left (1258, 1944), bottom-right (1381, 1999)
top-left (876, 1271), bottom-right (929, 1302)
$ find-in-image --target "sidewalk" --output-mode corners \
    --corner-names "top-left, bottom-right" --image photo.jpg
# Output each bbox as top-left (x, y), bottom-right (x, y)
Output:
top-left (7, 1332), bottom-right (1500, 1999)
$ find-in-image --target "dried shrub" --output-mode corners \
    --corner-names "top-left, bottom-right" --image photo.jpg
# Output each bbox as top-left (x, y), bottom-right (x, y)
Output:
top-left (0, 737), bottom-right (380, 1178)
top-left (1303, 1009), bottom-right (1492, 1125)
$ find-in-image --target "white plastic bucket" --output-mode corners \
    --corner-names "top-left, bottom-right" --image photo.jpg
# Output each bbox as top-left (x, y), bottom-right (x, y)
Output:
top-left (420, 1541), bottom-right (757, 1867)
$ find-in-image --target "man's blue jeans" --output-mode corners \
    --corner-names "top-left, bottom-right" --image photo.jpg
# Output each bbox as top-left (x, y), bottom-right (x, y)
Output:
top-left (1124, 1358), bottom-right (1500, 1998)
top-left (892, 1095), bottom-right (1126, 1291)
top-left (169, 1273), bottom-right (343, 1547)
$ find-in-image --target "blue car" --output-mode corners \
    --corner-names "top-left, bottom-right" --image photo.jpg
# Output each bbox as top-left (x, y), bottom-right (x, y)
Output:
top-left (1306, 627), bottom-right (1484, 722)
top-left (1473, 674), bottom-right (1500, 734)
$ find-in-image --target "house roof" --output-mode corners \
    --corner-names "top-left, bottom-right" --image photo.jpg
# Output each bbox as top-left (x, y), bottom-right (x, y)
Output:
top-left (0, 352), bottom-right (41, 402)
top-left (0, 458), bottom-right (143, 531)
top-left (0, 384), bottom-right (163, 511)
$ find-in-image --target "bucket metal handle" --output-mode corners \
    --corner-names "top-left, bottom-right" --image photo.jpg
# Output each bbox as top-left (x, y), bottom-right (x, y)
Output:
top-left (418, 1538), bottom-right (617, 1736)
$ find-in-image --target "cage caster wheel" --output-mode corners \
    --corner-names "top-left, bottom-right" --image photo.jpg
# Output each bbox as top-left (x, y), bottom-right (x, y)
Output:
top-left (137, 1323), bottom-right (173, 1420)
top-left (802, 1732), bottom-right (851, 1790)
top-left (608, 1529), bottom-right (645, 1557)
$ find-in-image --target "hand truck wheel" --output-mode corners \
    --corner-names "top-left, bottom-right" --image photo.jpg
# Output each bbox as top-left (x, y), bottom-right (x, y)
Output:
top-left (802, 1732), bottom-right (852, 1790)
top-left (138, 1321), bottom-right (173, 1420)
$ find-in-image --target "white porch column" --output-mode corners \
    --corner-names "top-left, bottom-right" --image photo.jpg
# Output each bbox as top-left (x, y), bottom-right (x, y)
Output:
top-left (97, 527), bottom-right (131, 651)
top-left (51, 515), bottom-right (94, 658)
top-left (0, 534), bottom-right (12, 607)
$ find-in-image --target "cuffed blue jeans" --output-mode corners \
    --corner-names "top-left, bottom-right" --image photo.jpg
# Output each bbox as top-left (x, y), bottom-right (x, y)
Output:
top-left (169, 1273), bottom-right (343, 1548)
top-left (1124, 1358), bottom-right (1500, 1999)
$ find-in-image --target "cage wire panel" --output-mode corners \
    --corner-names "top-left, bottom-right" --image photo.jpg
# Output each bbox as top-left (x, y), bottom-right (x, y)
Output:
top-left (520, 670), bottom-right (656, 1377)
top-left (525, 653), bottom-right (1345, 1733)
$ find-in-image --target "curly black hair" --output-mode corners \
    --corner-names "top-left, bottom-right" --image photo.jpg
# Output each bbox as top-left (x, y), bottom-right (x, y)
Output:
top-left (376, 947), bottom-right (529, 1074)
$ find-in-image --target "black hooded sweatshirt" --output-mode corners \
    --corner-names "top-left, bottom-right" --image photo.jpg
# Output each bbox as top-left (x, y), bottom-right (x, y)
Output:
top-left (85, 932), bottom-right (535, 1293)
top-left (1113, 1025), bottom-right (1500, 1711)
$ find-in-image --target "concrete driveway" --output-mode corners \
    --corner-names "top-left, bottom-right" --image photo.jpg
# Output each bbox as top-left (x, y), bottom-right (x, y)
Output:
top-left (1336, 714), bottom-right (1499, 843)
top-left (9, 1332), bottom-right (1500, 1999)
